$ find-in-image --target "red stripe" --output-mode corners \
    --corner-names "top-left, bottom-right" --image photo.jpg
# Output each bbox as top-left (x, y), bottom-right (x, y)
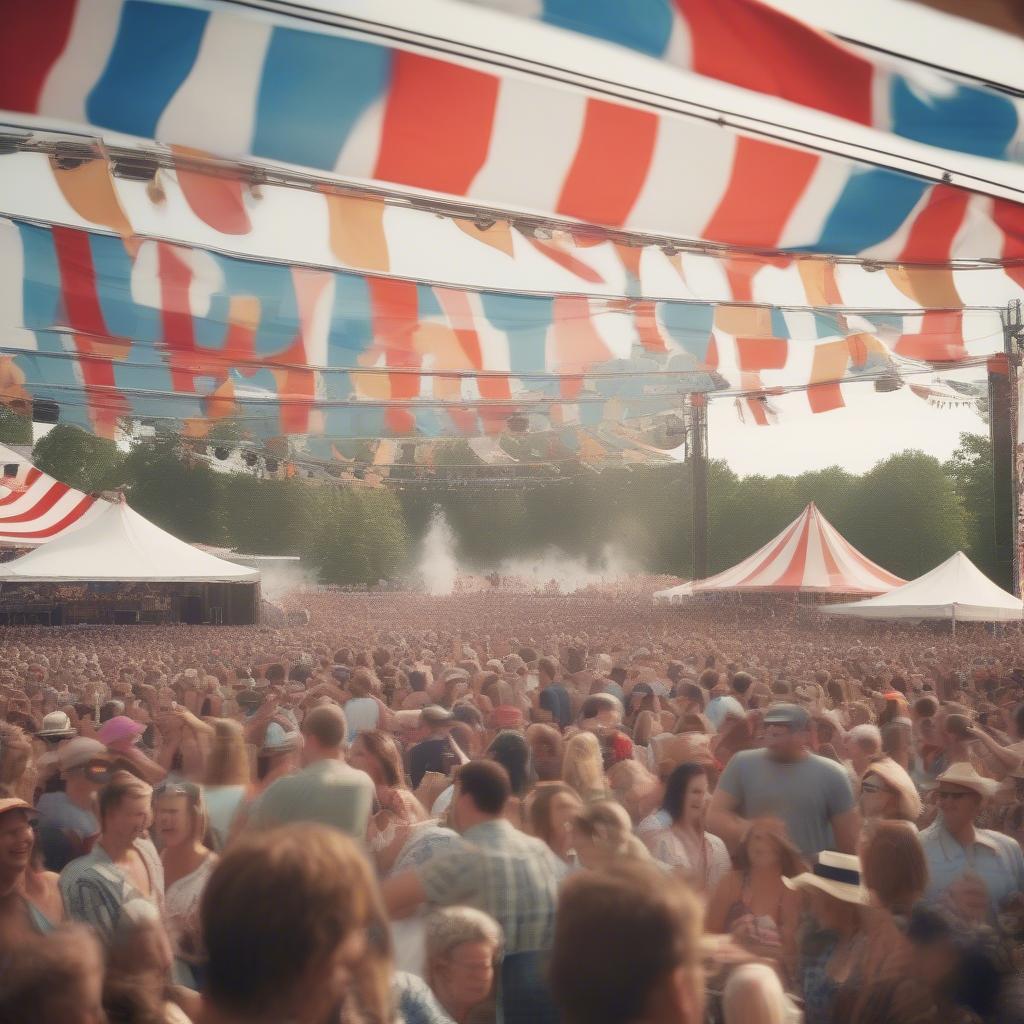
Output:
top-left (817, 516), bottom-right (846, 587)
top-left (736, 337), bottom-right (787, 371)
top-left (808, 382), bottom-right (843, 414)
top-left (158, 244), bottom-right (199, 393)
top-left (993, 197), bottom-right (1024, 290)
top-left (557, 99), bottom-right (658, 226)
top-left (830, 525), bottom-right (905, 587)
top-left (899, 185), bottom-right (969, 262)
top-left (369, 278), bottom-right (421, 414)
top-left (676, 0), bottom-right (873, 124)
top-left (52, 227), bottom-right (107, 336)
top-left (0, 482), bottom-right (71, 523)
top-left (525, 237), bottom-right (605, 283)
top-left (894, 310), bottom-right (965, 362)
top-left (746, 397), bottom-right (769, 426)
top-left (0, 495), bottom-right (97, 541)
top-left (0, 468), bottom-right (42, 505)
top-left (634, 302), bottom-right (667, 353)
top-left (725, 511), bottom-right (806, 587)
top-left (704, 138), bottom-right (818, 248)
top-left (175, 162), bottom-right (252, 235)
top-left (375, 52), bottom-right (498, 195)
top-left (773, 514), bottom-right (812, 588)
top-left (0, 0), bottom-right (77, 113)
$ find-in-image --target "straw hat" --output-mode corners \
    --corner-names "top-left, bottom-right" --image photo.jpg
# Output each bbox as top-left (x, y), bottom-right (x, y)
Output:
top-left (862, 757), bottom-right (922, 821)
top-left (935, 762), bottom-right (999, 799)
top-left (783, 851), bottom-right (870, 905)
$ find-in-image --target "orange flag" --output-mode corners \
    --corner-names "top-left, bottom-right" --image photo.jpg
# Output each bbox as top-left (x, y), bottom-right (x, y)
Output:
top-left (324, 191), bottom-right (390, 272)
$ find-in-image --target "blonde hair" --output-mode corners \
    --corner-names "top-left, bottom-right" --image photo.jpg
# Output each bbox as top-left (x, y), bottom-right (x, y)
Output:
top-left (204, 719), bottom-right (250, 787)
top-left (722, 963), bottom-right (790, 1024)
top-left (573, 800), bottom-right (650, 863)
top-left (562, 732), bottom-right (605, 800)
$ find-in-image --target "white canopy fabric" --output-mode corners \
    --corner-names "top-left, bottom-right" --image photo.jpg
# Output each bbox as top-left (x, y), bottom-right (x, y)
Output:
top-left (823, 551), bottom-right (1022, 622)
top-left (0, 499), bottom-right (259, 584)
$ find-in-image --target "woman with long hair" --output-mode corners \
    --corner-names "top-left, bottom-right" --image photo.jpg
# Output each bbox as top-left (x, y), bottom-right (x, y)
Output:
top-left (647, 762), bottom-right (729, 895)
top-left (153, 782), bottom-right (217, 989)
top-left (350, 730), bottom-right (422, 808)
top-left (561, 732), bottom-right (606, 803)
top-left (706, 818), bottom-right (804, 978)
top-left (526, 782), bottom-right (583, 863)
top-left (200, 719), bottom-right (249, 851)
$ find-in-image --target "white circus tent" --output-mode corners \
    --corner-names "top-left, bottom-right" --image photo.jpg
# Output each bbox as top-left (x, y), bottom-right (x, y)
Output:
top-left (654, 503), bottom-right (904, 602)
top-left (0, 497), bottom-right (258, 584)
top-left (822, 551), bottom-right (1023, 623)
top-left (0, 443), bottom-right (107, 547)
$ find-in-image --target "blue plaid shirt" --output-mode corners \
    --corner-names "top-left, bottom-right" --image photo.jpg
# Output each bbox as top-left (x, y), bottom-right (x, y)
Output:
top-left (419, 819), bottom-right (565, 954)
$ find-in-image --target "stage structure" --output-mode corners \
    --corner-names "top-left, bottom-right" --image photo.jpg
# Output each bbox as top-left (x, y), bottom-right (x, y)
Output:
top-left (0, 498), bottom-right (260, 626)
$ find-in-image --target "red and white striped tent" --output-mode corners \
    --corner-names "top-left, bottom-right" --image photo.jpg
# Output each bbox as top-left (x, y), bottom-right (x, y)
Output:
top-left (655, 503), bottom-right (904, 601)
top-left (0, 444), bottom-right (106, 548)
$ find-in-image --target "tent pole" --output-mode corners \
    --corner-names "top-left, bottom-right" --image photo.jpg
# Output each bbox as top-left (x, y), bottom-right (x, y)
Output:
top-left (951, 606), bottom-right (956, 637)
top-left (690, 396), bottom-right (709, 581)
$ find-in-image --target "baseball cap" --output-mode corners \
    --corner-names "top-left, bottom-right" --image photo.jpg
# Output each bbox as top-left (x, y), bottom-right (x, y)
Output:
top-left (763, 703), bottom-right (810, 730)
top-left (58, 737), bottom-right (110, 772)
top-left (97, 716), bottom-right (146, 747)
top-left (0, 797), bottom-right (36, 819)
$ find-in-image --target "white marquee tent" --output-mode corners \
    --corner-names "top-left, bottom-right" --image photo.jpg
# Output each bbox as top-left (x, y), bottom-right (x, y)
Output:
top-left (0, 498), bottom-right (259, 583)
top-left (822, 551), bottom-right (1022, 623)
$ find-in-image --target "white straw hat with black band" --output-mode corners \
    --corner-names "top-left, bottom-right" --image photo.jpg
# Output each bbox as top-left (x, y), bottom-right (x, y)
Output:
top-left (783, 851), bottom-right (870, 904)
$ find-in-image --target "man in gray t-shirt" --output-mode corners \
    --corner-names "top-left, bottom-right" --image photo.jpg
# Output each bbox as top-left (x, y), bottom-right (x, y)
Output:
top-left (708, 703), bottom-right (858, 859)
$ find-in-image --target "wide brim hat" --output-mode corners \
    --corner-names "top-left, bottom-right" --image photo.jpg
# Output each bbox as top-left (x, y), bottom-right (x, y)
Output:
top-left (862, 757), bottom-right (922, 821)
top-left (935, 762), bottom-right (999, 799)
top-left (784, 851), bottom-right (870, 905)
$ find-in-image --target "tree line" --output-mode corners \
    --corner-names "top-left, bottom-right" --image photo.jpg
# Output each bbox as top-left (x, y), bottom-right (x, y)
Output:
top-left (4, 412), bottom-right (1001, 588)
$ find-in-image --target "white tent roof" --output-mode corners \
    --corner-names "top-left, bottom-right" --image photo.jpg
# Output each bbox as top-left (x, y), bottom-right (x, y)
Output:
top-left (654, 581), bottom-right (694, 604)
top-left (822, 551), bottom-right (1022, 622)
top-left (0, 499), bottom-right (259, 583)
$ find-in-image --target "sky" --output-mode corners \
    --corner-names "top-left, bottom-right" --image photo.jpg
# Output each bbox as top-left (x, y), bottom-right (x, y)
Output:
top-left (708, 386), bottom-right (986, 477)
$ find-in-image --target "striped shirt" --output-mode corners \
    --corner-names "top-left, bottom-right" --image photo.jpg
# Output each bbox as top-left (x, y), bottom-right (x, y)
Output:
top-left (419, 819), bottom-right (565, 954)
top-left (59, 837), bottom-right (165, 946)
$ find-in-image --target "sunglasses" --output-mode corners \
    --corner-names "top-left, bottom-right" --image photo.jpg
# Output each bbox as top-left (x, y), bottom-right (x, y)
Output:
top-left (937, 790), bottom-right (972, 801)
top-left (860, 781), bottom-right (890, 795)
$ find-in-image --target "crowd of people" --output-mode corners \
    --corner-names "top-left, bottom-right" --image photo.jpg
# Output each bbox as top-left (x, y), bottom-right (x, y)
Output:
top-left (0, 588), bottom-right (1022, 1023)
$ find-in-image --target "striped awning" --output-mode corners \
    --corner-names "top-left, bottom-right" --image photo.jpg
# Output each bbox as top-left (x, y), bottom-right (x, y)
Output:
top-left (0, 444), bottom-right (105, 547)
top-left (693, 502), bottom-right (905, 594)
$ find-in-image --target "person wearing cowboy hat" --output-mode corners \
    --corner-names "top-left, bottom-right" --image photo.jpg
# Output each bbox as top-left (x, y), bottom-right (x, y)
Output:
top-left (920, 762), bottom-right (1024, 920)
top-left (784, 851), bottom-right (872, 1024)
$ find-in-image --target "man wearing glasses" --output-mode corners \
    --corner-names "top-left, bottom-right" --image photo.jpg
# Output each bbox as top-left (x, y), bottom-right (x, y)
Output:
top-left (920, 762), bottom-right (1024, 922)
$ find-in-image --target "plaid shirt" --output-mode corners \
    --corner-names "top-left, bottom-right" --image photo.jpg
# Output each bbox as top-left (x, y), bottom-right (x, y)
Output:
top-left (419, 819), bottom-right (565, 954)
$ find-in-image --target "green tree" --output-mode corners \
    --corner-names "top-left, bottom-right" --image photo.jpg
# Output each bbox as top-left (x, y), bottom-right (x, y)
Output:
top-left (944, 432), bottom-right (997, 580)
top-left (844, 450), bottom-right (967, 579)
top-left (0, 408), bottom-right (32, 445)
top-left (119, 434), bottom-right (223, 544)
top-left (32, 424), bottom-right (125, 492)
